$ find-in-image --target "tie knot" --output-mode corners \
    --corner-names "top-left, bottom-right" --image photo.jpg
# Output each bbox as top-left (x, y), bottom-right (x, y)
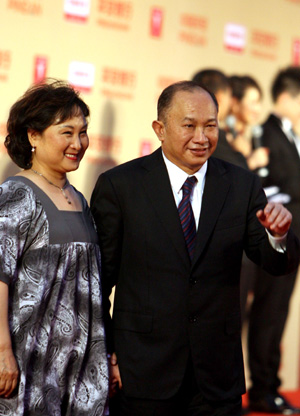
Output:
top-left (182, 176), bottom-right (197, 196)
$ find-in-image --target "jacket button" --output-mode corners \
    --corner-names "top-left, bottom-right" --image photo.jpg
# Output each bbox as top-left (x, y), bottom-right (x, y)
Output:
top-left (190, 278), bottom-right (197, 285)
top-left (189, 316), bottom-right (197, 323)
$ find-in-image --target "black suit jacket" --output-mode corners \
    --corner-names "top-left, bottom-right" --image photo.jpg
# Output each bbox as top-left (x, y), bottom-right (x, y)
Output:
top-left (261, 114), bottom-right (300, 238)
top-left (91, 148), bottom-right (299, 402)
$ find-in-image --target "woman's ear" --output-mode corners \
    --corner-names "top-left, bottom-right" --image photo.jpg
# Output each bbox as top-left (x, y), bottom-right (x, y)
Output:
top-left (27, 129), bottom-right (39, 148)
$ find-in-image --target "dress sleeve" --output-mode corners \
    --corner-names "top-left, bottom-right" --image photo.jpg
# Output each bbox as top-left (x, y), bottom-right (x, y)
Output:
top-left (0, 180), bottom-right (42, 285)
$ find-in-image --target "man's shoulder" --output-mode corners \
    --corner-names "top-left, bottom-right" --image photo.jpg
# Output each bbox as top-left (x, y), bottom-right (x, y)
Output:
top-left (209, 156), bottom-right (259, 188)
top-left (262, 113), bottom-right (281, 133)
top-left (262, 114), bottom-right (288, 146)
top-left (102, 148), bottom-right (162, 179)
top-left (209, 155), bottom-right (252, 176)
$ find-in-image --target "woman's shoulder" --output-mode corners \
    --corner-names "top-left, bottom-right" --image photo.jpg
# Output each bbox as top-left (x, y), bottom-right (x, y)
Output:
top-left (0, 176), bottom-right (39, 212)
top-left (1, 176), bottom-right (37, 195)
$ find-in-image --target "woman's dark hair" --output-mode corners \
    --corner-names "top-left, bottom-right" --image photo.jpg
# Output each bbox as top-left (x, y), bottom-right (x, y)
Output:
top-left (229, 75), bottom-right (263, 101)
top-left (5, 79), bottom-right (90, 169)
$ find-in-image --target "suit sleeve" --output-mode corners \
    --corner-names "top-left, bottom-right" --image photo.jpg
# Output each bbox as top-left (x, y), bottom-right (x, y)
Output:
top-left (90, 172), bottom-right (123, 352)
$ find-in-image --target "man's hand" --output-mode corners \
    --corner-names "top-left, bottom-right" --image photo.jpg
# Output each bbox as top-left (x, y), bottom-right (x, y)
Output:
top-left (0, 346), bottom-right (19, 398)
top-left (256, 202), bottom-right (292, 237)
top-left (108, 353), bottom-right (122, 398)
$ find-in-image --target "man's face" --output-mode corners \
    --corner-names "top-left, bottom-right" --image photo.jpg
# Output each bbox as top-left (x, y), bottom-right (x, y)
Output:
top-left (286, 92), bottom-right (300, 125)
top-left (153, 89), bottom-right (219, 174)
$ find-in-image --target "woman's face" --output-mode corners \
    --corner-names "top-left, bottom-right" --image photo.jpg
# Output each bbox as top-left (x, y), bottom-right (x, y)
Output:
top-left (30, 108), bottom-right (89, 176)
top-left (237, 87), bottom-right (262, 126)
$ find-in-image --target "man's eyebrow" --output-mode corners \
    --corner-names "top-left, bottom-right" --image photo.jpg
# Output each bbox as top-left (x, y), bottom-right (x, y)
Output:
top-left (182, 117), bottom-right (196, 122)
top-left (182, 116), bottom-right (217, 122)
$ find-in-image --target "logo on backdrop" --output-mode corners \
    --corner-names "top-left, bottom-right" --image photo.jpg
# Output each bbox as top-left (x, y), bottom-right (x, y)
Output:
top-left (68, 61), bottom-right (95, 93)
top-left (34, 56), bottom-right (48, 83)
top-left (150, 7), bottom-right (164, 37)
top-left (7, 0), bottom-right (43, 15)
top-left (96, 0), bottom-right (133, 31)
top-left (87, 133), bottom-right (121, 163)
top-left (292, 40), bottom-right (300, 66)
top-left (101, 67), bottom-right (136, 100)
top-left (178, 13), bottom-right (208, 46)
top-left (64, 0), bottom-right (90, 22)
top-left (224, 23), bottom-right (247, 53)
top-left (250, 30), bottom-right (278, 61)
top-left (0, 50), bottom-right (11, 82)
top-left (155, 75), bottom-right (181, 102)
top-left (140, 141), bottom-right (153, 157)
top-left (0, 122), bottom-right (7, 152)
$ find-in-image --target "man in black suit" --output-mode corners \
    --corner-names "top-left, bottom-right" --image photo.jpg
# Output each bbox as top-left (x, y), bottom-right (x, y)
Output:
top-left (91, 81), bottom-right (299, 416)
top-left (244, 67), bottom-right (300, 414)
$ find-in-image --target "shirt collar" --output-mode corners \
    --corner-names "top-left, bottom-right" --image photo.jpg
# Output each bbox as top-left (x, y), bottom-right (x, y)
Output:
top-left (162, 151), bottom-right (208, 194)
top-left (281, 117), bottom-right (293, 133)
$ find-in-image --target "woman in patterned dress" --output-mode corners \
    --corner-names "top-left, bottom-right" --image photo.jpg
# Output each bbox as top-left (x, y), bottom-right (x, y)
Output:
top-left (0, 80), bottom-right (108, 415)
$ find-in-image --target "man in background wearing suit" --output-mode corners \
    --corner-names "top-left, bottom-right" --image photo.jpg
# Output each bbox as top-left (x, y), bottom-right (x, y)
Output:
top-left (91, 81), bottom-right (299, 416)
top-left (244, 67), bottom-right (300, 414)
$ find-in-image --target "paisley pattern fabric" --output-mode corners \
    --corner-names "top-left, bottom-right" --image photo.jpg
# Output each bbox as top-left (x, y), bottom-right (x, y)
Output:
top-left (0, 178), bottom-right (108, 416)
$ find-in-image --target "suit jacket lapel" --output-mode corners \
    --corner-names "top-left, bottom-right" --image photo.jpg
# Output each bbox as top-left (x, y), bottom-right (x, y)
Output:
top-left (142, 148), bottom-right (190, 267)
top-left (191, 158), bottom-right (231, 268)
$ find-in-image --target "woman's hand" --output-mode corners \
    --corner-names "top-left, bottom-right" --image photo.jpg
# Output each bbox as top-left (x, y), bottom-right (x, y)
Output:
top-left (0, 281), bottom-right (19, 398)
top-left (0, 346), bottom-right (19, 398)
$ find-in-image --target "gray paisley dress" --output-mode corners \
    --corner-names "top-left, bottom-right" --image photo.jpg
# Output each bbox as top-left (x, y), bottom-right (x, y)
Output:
top-left (0, 177), bottom-right (108, 416)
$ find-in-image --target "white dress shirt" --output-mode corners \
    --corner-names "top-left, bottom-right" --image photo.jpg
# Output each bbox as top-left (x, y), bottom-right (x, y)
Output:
top-left (162, 152), bottom-right (206, 230)
top-left (281, 117), bottom-right (300, 158)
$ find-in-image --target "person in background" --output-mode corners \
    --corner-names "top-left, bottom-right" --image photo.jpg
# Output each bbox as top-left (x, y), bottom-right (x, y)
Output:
top-left (192, 68), bottom-right (248, 169)
top-left (90, 80), bottom-right (299, 416)
top-left (225, 75), bottom-right (270, 324)
top-left (0, 80), bottom-right (108, 415)
top-left (244, 67), bottom-right (300, 415)
top-left (227, 75), bottom-right (269, 173)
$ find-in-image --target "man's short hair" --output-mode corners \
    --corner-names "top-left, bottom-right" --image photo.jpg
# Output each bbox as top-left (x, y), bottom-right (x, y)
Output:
top-left (271, 66), bottom-right (300, 102)
top-left (157, 80), bottom-right (218, 123)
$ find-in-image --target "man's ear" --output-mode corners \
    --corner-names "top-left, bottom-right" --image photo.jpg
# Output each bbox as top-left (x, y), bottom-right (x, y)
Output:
top-left (152, 120), bottom-right (165, 143)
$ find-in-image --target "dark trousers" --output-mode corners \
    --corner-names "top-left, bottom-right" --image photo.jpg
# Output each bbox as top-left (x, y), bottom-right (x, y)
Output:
top-left (109, 360), bottom-right (242, 416)
top-left (240, 255), bottom-right (298, 398)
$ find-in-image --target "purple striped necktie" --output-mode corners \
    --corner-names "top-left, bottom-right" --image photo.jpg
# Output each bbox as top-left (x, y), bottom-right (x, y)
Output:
top-left (178, 176), bottom-right (197, 260)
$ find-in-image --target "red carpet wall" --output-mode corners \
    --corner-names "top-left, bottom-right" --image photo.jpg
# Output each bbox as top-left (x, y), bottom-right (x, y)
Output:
top-left (1, 0), bottom-right (300, 390)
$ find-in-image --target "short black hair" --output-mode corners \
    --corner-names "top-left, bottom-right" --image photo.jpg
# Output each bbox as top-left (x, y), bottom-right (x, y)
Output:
top-left (157, 80), bottom-right (218, 123)
top-left (271, 66), bottom-right (300, 102)
top-left (5, 79), bottom-right (90, 169)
